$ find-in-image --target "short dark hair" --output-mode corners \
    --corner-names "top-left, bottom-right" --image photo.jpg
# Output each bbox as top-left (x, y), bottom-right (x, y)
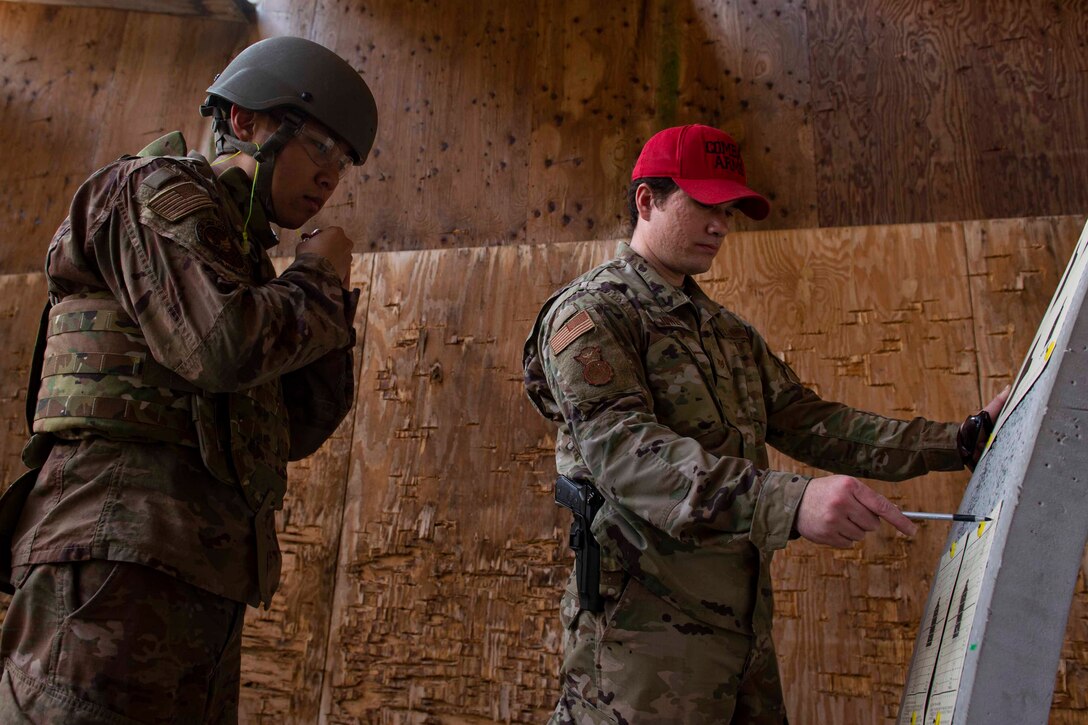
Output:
top-left (626, 177), bottom-right (680, 230)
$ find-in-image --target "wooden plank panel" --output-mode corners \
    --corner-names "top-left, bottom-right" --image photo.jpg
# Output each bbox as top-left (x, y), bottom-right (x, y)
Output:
top-left (238, 254), bottom-right (374, 723)
top-left (964, 216), bottom-right (1086, 394)
top-left (687, 0), bottom-right (818, 229)
top-left (808, 0), bottom-right (983, 227)
top-left (319, 241), bottom-right (614, 723)
top-left (959, 4), bottom-right (1088, 222)
top-left (278, 0), bottom-right (537, 258)
top-left (0, 3), bottom-right (129, 274)
top-left (0, 0), bottom-right (253, 22)
top-left (88, 12), bottom-right (248, 168)
top-left (6, 0), bottom-right (1088, 273)
top-left (525, 1), bottom-right (650, 244)
top-left (808, 0), bottom-right (1088, 229)
top-left (2, 217), bottom-right (1088, 723)
top-left (0, 4), bottom-right (247, 274)
top-left (701, 222), bottom-right (978, 722)
top-left (0, 273), bottom-right (49, 632)
top-left (251, 0), bottom-right (316, 38)
top-left (526, 0), bottom-right (817, 247)
top-left (0, 274), bottom-right (48, 490)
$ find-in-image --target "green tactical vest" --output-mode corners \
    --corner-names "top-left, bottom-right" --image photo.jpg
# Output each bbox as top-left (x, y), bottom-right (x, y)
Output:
top-left (33, 291), bottom-right (290, 514)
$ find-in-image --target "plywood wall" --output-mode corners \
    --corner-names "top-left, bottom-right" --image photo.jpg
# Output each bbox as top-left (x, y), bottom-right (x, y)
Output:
top-left (2, 216), bottom-right (1084, 723)
top-left (2, 0), bottom-right (1087, 273)
top-left (3, 0), bottom-right (1087, 720)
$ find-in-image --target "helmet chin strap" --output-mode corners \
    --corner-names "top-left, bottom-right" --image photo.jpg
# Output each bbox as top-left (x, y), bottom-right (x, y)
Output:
top-left (206, 105), bottom-right (304, 227)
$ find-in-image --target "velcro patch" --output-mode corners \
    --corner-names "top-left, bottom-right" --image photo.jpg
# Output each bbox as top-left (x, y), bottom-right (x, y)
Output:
top-left (550, 310), bottom-right (595, 355)
top-left (142, 167), bottom-right (182, 191)
top-left (147, 181), bottom-right (215, 222)
top-left (574, 346), bottom-right (614, 386)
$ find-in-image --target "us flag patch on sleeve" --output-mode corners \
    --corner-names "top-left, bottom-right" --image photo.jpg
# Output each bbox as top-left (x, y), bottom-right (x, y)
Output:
top-left (550, 310), bottom-right (596, 354)
top-left (147, 181), bottom-right (215, 222)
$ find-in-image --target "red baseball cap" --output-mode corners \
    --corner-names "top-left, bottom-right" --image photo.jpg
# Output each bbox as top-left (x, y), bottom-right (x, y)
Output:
top-left (631, 124), bottom-right (770, 220)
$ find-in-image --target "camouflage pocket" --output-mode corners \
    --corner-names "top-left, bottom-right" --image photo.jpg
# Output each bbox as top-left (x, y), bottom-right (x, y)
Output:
top-left (644, 336), bottom-right (718, 439)
top-left (191, 395), bottom-right (235, 487)
top-left (61, 561), bottom-right (122, 621)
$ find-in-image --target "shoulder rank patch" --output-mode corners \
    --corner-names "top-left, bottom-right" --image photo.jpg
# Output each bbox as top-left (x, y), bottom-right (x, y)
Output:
top-left (550, 309), bottom-right (596, 355)
top-left (147, 181), bottom-right (215, 222)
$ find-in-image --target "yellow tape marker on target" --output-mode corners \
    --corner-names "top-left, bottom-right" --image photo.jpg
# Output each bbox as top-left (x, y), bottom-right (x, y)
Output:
top-left (950, 541), bottom-right (957, 558)
top-left (911, 712), bottom-right (917, 725)
top-left (978, 520), bottom-right (987, 537)
top-left (935, 713), bottom-right (942, 725)
top-left (1045, 339), bottom-right (1056, 361)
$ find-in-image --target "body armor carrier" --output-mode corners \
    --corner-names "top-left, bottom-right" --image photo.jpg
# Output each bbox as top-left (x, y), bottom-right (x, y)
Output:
top-left (32, 292), bottom-right (289, 514)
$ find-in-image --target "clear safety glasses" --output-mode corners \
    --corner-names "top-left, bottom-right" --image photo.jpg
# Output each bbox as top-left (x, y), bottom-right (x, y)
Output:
top-left (296, 124), bottom-right (354, 179)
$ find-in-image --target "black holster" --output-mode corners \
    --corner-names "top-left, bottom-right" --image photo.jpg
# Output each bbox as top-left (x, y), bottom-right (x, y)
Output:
top-left (554, 475), bottom-right (605, 613)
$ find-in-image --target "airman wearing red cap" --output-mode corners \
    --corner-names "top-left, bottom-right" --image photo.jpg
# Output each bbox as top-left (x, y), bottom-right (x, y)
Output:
top-left (524, 124), bottom-right (1007, 723)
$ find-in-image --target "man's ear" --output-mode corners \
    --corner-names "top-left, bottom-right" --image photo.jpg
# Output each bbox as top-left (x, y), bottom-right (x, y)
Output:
top-left (635, 183), bottom-right (655, 222)
top-left (229, 106), bottom-right (259, 142)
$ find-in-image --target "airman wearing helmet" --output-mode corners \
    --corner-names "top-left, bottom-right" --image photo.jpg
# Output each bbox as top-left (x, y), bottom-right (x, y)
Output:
top-left (200, 35), bottom-right (377, 232)
top-left (0, 36), bottom-right (378, 723)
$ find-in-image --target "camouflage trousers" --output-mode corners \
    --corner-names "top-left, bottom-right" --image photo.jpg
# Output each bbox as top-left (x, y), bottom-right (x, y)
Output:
top-left (550, 574), bottom-right (788, 724)
top-left (0, 560), bottom-right (245, 724)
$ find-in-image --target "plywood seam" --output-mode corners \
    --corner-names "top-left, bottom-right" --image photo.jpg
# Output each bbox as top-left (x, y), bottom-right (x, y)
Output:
top-left (961, 221), bottom-right (986, 408)
top-left (315, 252), bottom-right (375, 725)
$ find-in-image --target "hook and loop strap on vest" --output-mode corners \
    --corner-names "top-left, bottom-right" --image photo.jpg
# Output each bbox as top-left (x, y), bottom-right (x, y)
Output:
top-left (49, 307), bottom-right (136, 336)
top-left (40, 351), bottom-right (201, 394)
top-left (35, 396), bottom-right (194, 436)
top-left (44, 306), bottom-right (201, 393)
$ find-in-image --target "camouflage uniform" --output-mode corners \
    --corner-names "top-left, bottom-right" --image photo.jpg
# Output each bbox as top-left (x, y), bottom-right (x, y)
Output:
top-left (0, 132), bottom-right (357, 723)
top-left (523, 243), bottom-right (963, 724)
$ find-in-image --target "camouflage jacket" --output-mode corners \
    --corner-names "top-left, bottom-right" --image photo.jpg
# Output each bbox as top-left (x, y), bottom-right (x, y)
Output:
top-left (524, 242), bottom-right (962, 635)
top-left (10, 133), bottom-right (358, 607)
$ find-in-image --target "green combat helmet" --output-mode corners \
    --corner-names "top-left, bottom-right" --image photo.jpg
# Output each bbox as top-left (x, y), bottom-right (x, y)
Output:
top-left (199, 36), bottom-right (378, 223)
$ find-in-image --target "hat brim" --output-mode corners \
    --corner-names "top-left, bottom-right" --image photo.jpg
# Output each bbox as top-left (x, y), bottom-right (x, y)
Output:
top-left (675, 178), bottom-right (770, 221)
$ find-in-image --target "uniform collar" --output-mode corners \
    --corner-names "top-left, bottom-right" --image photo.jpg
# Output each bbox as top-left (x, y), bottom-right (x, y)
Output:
top-left (136, 131), bottom-right (189, 158)
top-left (615, 242), bottom-right (721, 322)
top-left (216, 166), bottom-right (279, 250)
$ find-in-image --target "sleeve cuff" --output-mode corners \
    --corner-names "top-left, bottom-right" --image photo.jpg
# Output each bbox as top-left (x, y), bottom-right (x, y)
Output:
top-left (291, 252), bottom-right (342, 284)
top-left (921, 421), bottom-right (965, 471)
top-left (749, 470), bottom-right (812, 552)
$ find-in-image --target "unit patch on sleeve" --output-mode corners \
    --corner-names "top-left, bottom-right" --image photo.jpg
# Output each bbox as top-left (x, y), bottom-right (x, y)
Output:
top-left (147, 181), bottom-right (216, 222)
top-left (574, 346), bottom-right (614, 386)
top-left (196, 218), bottom-right (246, 272)
top-left (550, 309), bottom-right (596, 355)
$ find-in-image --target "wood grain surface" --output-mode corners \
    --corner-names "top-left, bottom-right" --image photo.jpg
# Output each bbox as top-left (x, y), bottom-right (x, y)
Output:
top-left (0, 274), bottom-right (48, 488)
top-left (0, 0), bottom-right (253, 22)
top-left (808, 0), bottom-right (1088, 228)
top-left (317, 241), bottom-right (611, 723)
top-left (0, 195), bottom-right (1085, 723)
top-left (0, 1), bottom-right (247, 273)
top-left (2, 0), bottom-right (1087, 718)
top-left (1, 217), bottom-right (1086, 722)
top-left (4, 0), bottom-right (1086, 273)
top-left (238, 255), bottom-right (374, 723)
